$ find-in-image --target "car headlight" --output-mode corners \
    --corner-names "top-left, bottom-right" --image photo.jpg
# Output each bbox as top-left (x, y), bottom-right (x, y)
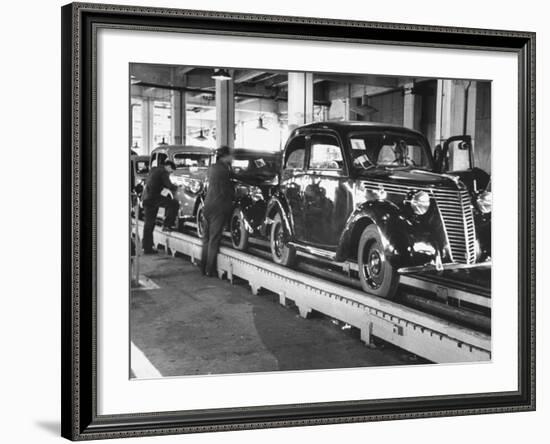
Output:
top-left (409, 191), bottom-right (431, 215)
top-left (250, 186), bottom-right (264, 202)
top-left (476, 190), bottom-right (492, 214)
top-left (187, 179), bottom-right (202, 194)
top-left (171, 176), bottom-right (185, 187)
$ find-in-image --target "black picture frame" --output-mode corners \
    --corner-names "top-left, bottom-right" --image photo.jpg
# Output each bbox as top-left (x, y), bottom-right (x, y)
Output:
top-left (61, 2), bottom-right (536, 440)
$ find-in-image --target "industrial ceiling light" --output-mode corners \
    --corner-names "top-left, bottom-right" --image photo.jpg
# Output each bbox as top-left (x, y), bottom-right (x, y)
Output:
top-left (350, 94), bottom-right (378, 116)
top-left (195, 128), bottom-right (207, 141)
top-left (212, 68), bottom-right (232, 80)
top-left (350, 82), bottom-right (378, 117)
top-left (256, 116), bottom-right (269, 131)
top-left (256, 99), bottom-right (269, 130)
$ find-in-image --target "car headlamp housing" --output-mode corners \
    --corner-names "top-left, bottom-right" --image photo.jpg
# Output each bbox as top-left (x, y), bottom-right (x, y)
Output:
top-left (409, 191), bottom-right (431, 215)
top-left (249, 186), bottom-right (264, 202)
top-left (187, 178), bottom-right (202, 194)
top-left (171, 175), bottom-right (185, 187)
top-left (476, 190), bottom-right (492, 214)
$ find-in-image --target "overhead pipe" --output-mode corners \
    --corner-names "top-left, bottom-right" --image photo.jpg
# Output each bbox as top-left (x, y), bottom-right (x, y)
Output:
top-left (133, 81), bottom-right (331, 106)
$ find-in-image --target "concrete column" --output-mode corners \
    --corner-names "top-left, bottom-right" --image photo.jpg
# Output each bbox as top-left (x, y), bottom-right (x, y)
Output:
top-left (435, 80), bottom-right (478, 170)
top-left (403, 83), bottom-right (416, 129)
top-left (170, 90), bottom-right (186, 145)
top-left (435, 79), bottom-right (453, 144)
top-left (141, 97), bottom-right (154, 155)
top-left (403, 83), bottom-right (423, 130)
top-left (287, 72), bottom-right (314, 131)
top-left (436, 80), bottom-right (477, 141)
top-left (215, 77), bottom-right (235, 148)
top-left (464, 81), bottom-right (477, 140)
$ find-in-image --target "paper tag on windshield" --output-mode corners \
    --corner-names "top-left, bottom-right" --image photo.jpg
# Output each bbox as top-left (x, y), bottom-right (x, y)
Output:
top-left (350, 139), bottom-right (366, 150)
top-left (254, 158), bottom-right (266, 168)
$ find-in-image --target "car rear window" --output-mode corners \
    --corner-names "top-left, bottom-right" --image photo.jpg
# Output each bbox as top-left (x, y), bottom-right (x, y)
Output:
top-left (173, 153), bottom-right (211, 169)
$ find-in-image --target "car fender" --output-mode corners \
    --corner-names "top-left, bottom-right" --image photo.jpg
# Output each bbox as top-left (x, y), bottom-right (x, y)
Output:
top-left (336, 200), bottom-right (439, 268)
top-left (265, 193), bottom-right (293, 236)
top-left (193, 193), bottom-right (205, 216)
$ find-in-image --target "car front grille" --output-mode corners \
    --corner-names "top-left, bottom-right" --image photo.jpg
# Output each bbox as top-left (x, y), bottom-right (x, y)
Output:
top-left (431, 188), bottom-right (477, 264)
top-left (361, 180), bottom-right (477, 264)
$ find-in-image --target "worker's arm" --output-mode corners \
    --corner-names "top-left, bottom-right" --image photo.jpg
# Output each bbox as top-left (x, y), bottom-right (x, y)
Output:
top-left (162, 171), bottom-right (178, 192)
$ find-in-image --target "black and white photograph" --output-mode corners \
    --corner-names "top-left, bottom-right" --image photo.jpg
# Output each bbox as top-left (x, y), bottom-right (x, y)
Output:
top-left (129, 63), bottom-right (493, 378)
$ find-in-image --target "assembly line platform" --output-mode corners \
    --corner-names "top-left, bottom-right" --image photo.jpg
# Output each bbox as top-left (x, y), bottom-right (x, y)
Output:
top-left (131, 222), bottom-right (491, 369)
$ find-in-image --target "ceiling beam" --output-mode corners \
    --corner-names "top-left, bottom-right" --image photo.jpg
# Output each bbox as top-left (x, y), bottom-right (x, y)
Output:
top-left (175, 66), bottom-right (195, 76)
top-left (234, 70), bottom-right (266, 83)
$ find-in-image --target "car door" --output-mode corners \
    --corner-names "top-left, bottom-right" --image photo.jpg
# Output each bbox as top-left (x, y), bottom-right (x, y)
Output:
top-left (303, 132), bottom-right (351, 248)
top-left (281, 135), bottom-right (308, 242)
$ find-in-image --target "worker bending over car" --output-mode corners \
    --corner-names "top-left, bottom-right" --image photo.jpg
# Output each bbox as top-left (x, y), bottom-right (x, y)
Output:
top-left (141, 160), bottom-right (180, 255)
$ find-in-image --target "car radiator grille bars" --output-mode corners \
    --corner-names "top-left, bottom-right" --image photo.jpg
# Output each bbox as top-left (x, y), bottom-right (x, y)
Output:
top-left (361, 181), bottom-right (477, 264)
top-left (432, 188), bottom-right (477, 264)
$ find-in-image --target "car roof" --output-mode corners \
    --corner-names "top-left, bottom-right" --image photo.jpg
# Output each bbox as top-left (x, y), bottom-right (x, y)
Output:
top-left (294, 121), bottom-right (426, 138)
top-left (151, 145), bottom-right (215, 155)
top-left (131, 155), bottom-right (150, 161)
top-left (232, 148), bottom-right (281, 158)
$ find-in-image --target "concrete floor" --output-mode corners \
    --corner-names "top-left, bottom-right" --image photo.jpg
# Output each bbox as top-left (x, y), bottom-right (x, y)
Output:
top-left (130, 252), bottom-right (421, 378)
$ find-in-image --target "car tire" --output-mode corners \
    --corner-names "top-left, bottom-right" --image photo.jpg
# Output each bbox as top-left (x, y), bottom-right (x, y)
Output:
top-left (230, 207), bottom-right (249, 251)
top-left (270, 213), bottom-right (296, 267)
top-left (196, 201), bottom-right (206, 239)
top-left (357, 224), bottom-right (399, 299)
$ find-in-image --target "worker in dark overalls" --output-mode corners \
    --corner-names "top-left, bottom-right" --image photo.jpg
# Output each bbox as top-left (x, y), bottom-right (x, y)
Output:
top-left (201, 146), bottom-right (234, 276)
top-left (141, 160), bottom-right (180, 254)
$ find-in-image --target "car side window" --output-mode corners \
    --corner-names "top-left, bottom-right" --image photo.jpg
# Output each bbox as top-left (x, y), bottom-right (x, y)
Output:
top-left (309, 135), bottom-right (344, 171)
top-left (284, 136), bottom-right (306, 170)
top-left (157, 152), bottom-right (168, 166)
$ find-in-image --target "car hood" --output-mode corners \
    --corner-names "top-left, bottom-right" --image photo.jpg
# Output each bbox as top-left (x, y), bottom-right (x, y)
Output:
top-left (232, 174), bottom-right (279, 188)
top-left (172, 169), bottom-right (208, 180)
top-left (357, 168), bottom-right (461, 189)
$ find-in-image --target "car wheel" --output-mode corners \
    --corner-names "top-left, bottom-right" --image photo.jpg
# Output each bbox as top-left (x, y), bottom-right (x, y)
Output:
top-left (230, 207), bottom-right (249, 251)
top-left (270, 213), bottom-right (296, 266)
top-left (357, 224), bottom-right (399, 299)
top-left (196, 201), bottom-right (206, 238)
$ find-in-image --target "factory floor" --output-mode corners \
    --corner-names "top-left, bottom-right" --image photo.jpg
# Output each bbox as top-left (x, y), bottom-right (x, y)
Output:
top-left (130, 252), bottom-right (422, 378)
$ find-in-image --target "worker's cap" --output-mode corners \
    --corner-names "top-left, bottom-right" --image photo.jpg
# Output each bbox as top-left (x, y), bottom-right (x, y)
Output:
top-left (215, 145), bottom-right (233, 158)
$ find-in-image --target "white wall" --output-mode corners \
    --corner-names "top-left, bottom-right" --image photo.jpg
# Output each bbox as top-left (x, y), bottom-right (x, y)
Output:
top-left (0, 1), bottom-right (546, 443)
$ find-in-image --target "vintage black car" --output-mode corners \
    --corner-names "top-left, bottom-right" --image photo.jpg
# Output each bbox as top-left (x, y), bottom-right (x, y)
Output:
top-left (149, 145), bottom-right (215, 235)
top-left (229, 149), bottom-right (282, 250)
top-left (265, 121), bottom-right (491, 299)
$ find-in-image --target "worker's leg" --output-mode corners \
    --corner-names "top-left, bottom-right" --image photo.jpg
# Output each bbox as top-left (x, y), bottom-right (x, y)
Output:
top-left (142, 202), bottom-right (159, 253)
top-left (200, 215), bottom-right (210, 275)
top-left (160, 196), bottom-right (179, 229)
top-left (205, 211), bottom-right (229, 276)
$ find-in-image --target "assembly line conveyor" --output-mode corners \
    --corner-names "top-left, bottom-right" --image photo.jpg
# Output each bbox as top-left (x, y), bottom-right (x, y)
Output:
top-left (137, 222), bottom-right (491, 364)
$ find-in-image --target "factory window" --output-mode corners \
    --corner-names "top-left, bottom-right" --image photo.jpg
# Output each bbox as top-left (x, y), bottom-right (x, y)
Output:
top-left (130, 99), bottom-right (143, 153)
top-left (236, 113), bottom-right (284, 151)
top-left (152, 100), bottom-right (172, 148)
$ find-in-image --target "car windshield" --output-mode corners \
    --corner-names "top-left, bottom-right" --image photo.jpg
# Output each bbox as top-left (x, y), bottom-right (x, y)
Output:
top-left (349, 132), bottom-right (432, 170)
top-left (135, 160), bottom-right (149, 174)
top-left (232, 154), bottom-right (281, 180)
top-left (173, 153), bottom-right (211, 169)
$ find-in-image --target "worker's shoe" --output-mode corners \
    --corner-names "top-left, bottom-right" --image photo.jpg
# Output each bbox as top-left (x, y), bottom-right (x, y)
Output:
top-left (162, 226), bottom-right (175, 232)
top-left (143, 248), bottom-right (158, 255)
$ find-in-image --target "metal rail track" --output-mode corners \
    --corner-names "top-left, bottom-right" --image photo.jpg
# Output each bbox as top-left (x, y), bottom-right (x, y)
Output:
top-left (140, 222), bottom-right (491, 364)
